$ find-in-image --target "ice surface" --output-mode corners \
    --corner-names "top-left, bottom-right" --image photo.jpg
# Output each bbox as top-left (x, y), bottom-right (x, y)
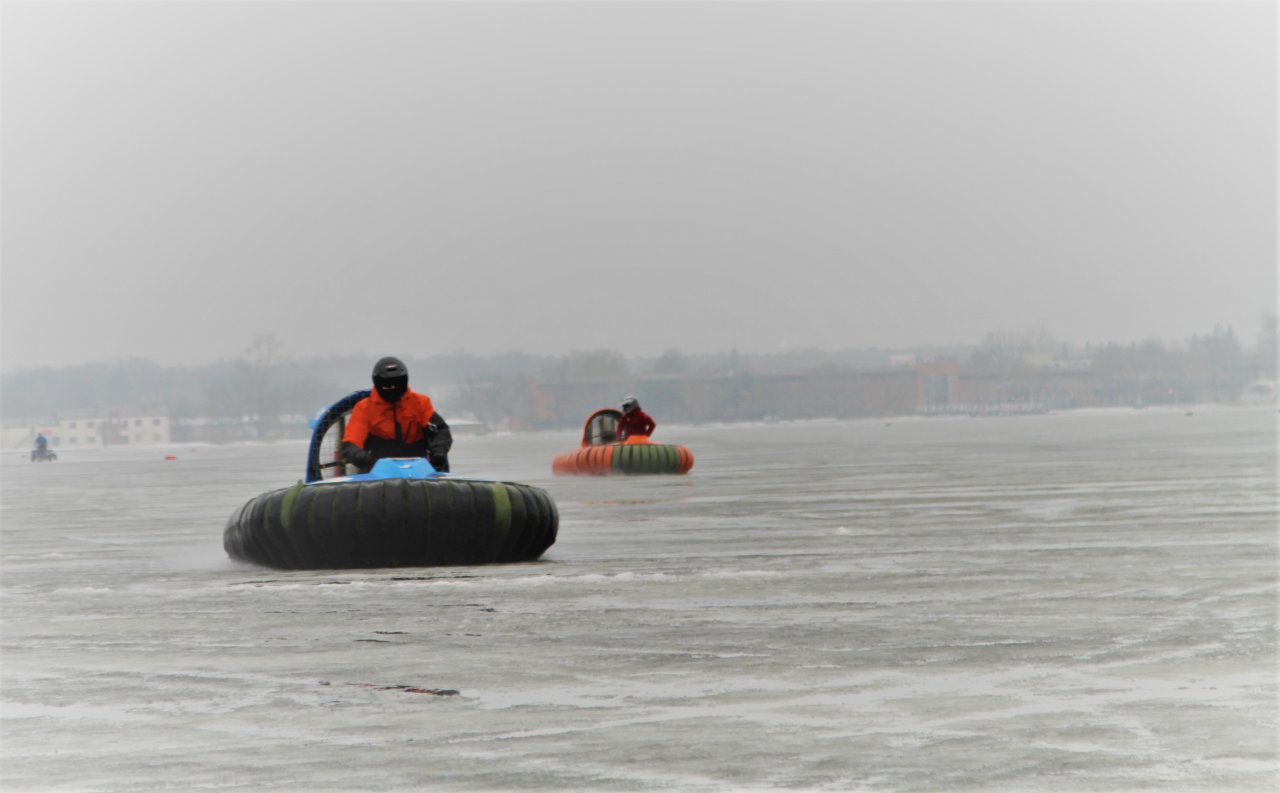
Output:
top-left (2, 406), bottom-right (1276, 791)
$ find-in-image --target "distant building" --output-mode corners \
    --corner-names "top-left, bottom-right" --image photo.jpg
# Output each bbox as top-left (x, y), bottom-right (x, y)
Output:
top-left (1, 423), bottom-right (59, 451)
top-left (915, 359), bottom-right (959, 412)
top-left (1, 408), bottom-right (171, 450)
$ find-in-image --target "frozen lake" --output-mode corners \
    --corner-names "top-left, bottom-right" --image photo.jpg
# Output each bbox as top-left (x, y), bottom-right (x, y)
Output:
top-left (2, 406), bottom-right (1276, 792)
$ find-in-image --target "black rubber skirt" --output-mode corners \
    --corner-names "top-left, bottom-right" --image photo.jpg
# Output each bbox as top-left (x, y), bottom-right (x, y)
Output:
top-left (224, 478), bottom-right (558, 570)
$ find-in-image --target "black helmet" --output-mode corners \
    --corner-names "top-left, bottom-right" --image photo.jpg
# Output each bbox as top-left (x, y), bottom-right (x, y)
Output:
top-left (372, 356), bottom-right (409, 402)
top-left (373, 356), bottom-right (408, 380)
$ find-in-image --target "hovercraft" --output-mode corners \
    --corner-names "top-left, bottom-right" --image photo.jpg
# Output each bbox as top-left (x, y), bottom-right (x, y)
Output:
top-left (552, 408), bottom-right (694, 476)
top-left (224, 390), bottom-right (558, 570)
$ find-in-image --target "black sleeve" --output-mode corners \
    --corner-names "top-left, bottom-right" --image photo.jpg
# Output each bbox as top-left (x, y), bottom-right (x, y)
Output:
top-left (425, 412), bottom-right (453, 457)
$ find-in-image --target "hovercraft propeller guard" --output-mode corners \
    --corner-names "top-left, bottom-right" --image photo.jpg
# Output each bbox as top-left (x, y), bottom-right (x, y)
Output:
top-left (305, 389), bottom-right (371, 482)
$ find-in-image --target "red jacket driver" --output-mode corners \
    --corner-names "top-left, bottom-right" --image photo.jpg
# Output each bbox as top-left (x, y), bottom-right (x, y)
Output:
top-left (617, 395), bottom-right (655, 441)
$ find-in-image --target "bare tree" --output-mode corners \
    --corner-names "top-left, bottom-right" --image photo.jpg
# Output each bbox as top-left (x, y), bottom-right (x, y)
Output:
top-left (238, 334), bottom-right (287, 437)
top-left (969, 327), bottom-right (1055, 373)
top-left (1256, 312), bottom-right (1277, 380)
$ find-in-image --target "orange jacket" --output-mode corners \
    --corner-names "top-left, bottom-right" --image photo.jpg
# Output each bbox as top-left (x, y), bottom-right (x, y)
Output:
top-left (343, 389), bottom-right (436, 448)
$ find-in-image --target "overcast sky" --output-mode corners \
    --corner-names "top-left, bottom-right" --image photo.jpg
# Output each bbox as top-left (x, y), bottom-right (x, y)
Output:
top-left (2, 0), bottom-right (1275, 372)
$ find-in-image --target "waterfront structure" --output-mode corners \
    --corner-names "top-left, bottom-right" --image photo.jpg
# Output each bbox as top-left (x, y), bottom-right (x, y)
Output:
top-left (1, 409), bottom-right (171, 450)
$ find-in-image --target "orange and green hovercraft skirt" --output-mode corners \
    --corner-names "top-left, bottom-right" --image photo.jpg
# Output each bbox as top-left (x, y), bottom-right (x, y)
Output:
top-left (552, 408), bottom-right (694, 476)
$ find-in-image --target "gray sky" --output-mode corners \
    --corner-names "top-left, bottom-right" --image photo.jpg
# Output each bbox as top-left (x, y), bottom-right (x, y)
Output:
top-left (2, 0), bottom-right (1275, 372)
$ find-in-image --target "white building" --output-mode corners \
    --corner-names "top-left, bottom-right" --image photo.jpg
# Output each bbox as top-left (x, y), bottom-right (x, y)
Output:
top-left (2, 409), bottom-right (171, 450)
top-left (102, 412), bottom-right (172, 446)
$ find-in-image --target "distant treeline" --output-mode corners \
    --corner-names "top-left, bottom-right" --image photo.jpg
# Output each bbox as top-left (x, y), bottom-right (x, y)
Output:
top-left (0, 337), bottom-right (961, 426)
top-left (2, 321), bottom-right (1274, 439)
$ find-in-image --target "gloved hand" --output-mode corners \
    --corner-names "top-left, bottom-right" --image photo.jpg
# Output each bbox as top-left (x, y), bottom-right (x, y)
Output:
top-left (340, 442), bottom-right (373, 470)
top-left (428, 453), bottom-right (450, 473)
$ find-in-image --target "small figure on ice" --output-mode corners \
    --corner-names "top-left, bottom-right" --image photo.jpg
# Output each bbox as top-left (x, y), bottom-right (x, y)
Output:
top-left (30, 432), bottom-right (56, 462)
